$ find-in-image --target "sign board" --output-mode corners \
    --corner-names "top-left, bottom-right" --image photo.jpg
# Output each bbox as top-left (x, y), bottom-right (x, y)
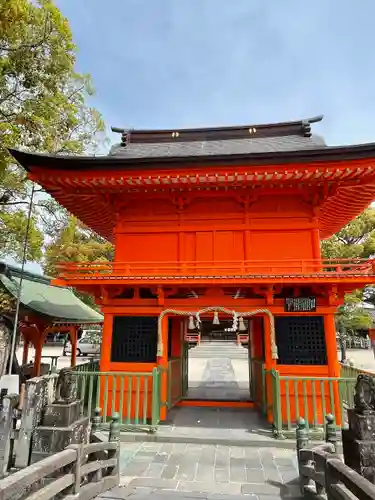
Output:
top-left (0, 374), bottom-right (19, 395)
top-left (284, 297), bottom-right (316, 312)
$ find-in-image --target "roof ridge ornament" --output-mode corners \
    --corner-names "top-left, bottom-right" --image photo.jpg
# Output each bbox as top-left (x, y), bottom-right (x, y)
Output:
top-left (301, 115), bottom-right (324, 137)
top-left (109, 115), bottom-right (324, 144)
top-left (111, 127), bottom-right (133, 148)
top-left (301, 120), bottom-right (312, 137)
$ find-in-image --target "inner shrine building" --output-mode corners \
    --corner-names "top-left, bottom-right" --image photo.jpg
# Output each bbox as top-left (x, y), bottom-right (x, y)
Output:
top-left (11, 115), bottom-right (375, 425)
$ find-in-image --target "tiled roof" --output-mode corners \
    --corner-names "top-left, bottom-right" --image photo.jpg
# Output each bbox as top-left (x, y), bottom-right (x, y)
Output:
top-left (109, 133), bottom-right (326, 159)
top-left (0, 263), bottom-right (103, 323)
top-left (109, 115), bottom-right (326, 160)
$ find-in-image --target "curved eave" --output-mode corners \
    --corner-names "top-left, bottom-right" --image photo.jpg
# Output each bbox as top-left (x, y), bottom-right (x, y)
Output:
top-left (9, 142), bottom-right (375, 171)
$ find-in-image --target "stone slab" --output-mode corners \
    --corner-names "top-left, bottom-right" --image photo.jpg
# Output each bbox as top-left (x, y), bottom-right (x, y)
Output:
top-left (347, 409), bottom-right (375, 441)
top-left (42, 400), bottom-right (82, 427)
top-left (31, 416), bottom-right (89, 463)
top-left (117, 441), bottom-right (300, 498)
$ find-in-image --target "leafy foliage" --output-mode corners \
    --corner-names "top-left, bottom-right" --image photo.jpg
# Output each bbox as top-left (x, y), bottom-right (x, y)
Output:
top-left (322, 209), bottom-right (375, 334)
top-left (335, 292), bottom-right (372, 335)
top-left (0, 0), bottom-right (106, 262)
top-left (43, 217), bottom-right (113, 309)
top-left (321, 208), bottom-right (375, 260)
top-left (0, 288), bottom-right (15, 315)
top-left (44, 217), bottom-right (113, 276)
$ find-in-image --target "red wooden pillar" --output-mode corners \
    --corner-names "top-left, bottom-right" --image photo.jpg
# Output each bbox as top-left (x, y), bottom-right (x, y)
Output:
top-left (369, 328), bottom-right (375, 358)
top-left (22, 336), bottom-right (29, 365)
top-left (324, 314), bottom-right (341, 424)
top-left (158, 315), bottom-right (169, 421)
top-left (171, 317), bottom-right (182, 358)
top-left (33, 336), bottom-right (43, 377)
top-left (100, 314), bottom-right (113, 372)
top-left (264, 315), bottom-right (277, 423)
top-left (70, 326), bottom-right (78, 367)
top-left (251, 317), bottom-right (264, 360)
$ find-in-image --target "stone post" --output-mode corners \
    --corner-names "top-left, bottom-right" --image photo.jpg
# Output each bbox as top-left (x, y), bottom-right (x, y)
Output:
top-left (325, 414), bottom-right (338, 452)
top-left (342, 374), bottom-right (375, 484)
top-left (30, 369), bottom-right (89, 464)
top-left (14, 374), bottom-right (56, 468)
top-left (0, 394), bottom-right (19, 477)
top-left (91, 407), bottom-right (101, 433)
top-left (296, 418), bottom-right (309, 458)
top-left (109, 413), bottom-right (120, 443)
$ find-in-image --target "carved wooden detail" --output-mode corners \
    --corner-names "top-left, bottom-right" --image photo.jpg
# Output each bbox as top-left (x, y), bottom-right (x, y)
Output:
top-left (171, 196), bottom-right (192, 211)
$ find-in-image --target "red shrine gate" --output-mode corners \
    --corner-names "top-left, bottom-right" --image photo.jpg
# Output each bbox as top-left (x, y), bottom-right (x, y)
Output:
top-left (10, 115), bottom-right (375, 435)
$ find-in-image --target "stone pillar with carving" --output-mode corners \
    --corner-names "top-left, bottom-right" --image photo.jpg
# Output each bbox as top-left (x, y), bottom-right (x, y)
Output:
top-left (0, 318), bottom-right (11, 379)
top-left (342, 374), bottom-right (375, 484)
top-left (30, 368), bottom-right (90, 464)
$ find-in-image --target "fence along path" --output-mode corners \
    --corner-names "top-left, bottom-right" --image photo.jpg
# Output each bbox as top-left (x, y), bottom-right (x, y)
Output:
top-left (0, 438), bottom-right (119, 500)
top-left (298, 442), bottom-right (375, 500)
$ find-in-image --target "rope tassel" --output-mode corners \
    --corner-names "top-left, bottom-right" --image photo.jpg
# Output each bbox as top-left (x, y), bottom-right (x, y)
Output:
top-left (212, 311), bottom-right (220, 325)
top-left (239, 317), bottom-right (247, 331)
top-left (188, 315), bottom-right (195, 330)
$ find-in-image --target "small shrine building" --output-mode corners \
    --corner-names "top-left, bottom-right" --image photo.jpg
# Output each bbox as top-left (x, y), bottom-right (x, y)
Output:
top-left (10, 115), bottom-right (375, 428)
top-left (0, 262), bottom-right (103, 377)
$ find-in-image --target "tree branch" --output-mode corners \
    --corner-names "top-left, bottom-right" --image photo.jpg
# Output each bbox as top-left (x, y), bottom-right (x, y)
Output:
top-left (0, 14), bottom-right (52, 52)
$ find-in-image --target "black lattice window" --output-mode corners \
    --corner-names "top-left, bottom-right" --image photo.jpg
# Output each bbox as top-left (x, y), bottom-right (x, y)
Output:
top-left (111, 316), bottom-right (158, 363)
top-left (275, 316), bottom-right (327, 365)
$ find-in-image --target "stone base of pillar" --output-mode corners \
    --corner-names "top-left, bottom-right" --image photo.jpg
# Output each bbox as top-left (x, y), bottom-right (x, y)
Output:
top-left (343, 409), bottom-right (375, 484)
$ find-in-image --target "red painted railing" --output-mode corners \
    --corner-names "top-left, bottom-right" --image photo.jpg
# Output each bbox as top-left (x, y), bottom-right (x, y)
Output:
top-left (56, 258), bottom-right (375, 279)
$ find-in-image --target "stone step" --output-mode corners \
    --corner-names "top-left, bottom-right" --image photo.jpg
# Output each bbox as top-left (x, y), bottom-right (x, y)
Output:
top-left (189, 355), bottom-right (249, 359)
top-left (188, 342), bottom-right (249, 359)
top-left (189, 351), bottom-right (248, 359)
top-left (191, 344), bottom-right (247, 351)
top-left (119, 428), bottom-right (298, 449)
top-left (189, 348), bottom-right (248, 353)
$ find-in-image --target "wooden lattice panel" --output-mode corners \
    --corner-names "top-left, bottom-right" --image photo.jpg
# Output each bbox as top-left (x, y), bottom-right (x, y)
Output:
top-left (275, 316), bottom-right (327, 365)
top-left (111, 316), bottom-right (158, 363)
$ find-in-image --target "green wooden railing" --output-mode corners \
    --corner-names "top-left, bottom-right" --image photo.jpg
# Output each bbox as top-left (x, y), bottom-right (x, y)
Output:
top-left (73, 368), bottom-right (161, 432)
top-left (340, 363), bottom-right (374, 379)
top-left (269, 369), bottom-right (357, 438)
top-left (72, 359), bottom-right (100, 373)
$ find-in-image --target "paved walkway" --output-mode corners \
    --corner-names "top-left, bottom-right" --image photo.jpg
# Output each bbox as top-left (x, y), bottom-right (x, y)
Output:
top-left (99, 341), bottom-right (301, 498)
top-left (99, 441), bottom-right (301, 499)
top-left (187, 342), bottom-right (250, 401)
top-left (343, 348), bottom-right (375, 372)
top-left (152, 406), bottom-right (277, 447)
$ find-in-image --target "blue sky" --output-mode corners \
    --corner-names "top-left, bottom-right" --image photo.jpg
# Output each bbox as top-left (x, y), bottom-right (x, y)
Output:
top-left (8, 0), bottom-right (375, 274)
top-left (55, 0), bottom-right (375, 148)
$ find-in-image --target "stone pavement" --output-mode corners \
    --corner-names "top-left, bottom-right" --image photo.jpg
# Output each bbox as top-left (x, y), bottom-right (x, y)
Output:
top-left (98, 441), bottom-right (302, 499)
top-left (187, 342), bottom-right (250, 401)
top-left (121, 407), bottom-right (283, 449)
top-left (98, 342), bottom-right (301, 498)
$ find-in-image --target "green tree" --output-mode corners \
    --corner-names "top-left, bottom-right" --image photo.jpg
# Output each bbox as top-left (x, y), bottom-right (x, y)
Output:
top-left (322, 209), bottom-right (375, 335)
top-left (336, 292), bottom-right (372, 334)
top-left (321, 208), bottom-right (375, 259)
top-left (44, 216), bottom-right (114, 309)
top-left (0, 0), bottom-right (105, 262)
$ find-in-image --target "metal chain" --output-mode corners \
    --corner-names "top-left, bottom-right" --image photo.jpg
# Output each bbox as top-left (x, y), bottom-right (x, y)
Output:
top-left (157, 307), bottom-right (277, 359)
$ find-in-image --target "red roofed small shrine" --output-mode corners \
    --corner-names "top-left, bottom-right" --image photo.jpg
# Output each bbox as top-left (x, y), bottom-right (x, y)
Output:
top-left (11, 115), bottom-right (375, 432)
